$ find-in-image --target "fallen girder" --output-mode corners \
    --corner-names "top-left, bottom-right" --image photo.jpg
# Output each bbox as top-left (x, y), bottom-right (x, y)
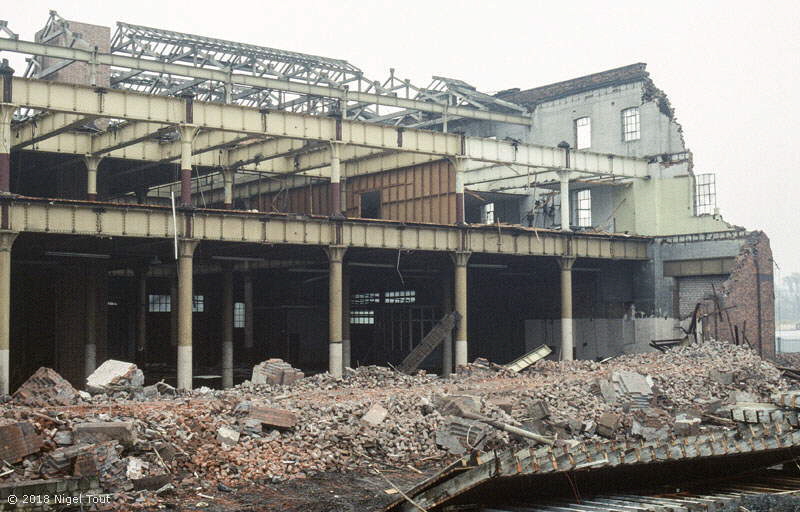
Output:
top-left (386, 423), bottom-right (800, 511)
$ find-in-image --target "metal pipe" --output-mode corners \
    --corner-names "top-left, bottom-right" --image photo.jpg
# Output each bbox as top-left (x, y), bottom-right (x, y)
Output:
top-left (177, 240), bottom-right (197, 390)
top-left (0, 232), bottom-right (17, 394)
top-left (222, 269), bottom-right (234, 388)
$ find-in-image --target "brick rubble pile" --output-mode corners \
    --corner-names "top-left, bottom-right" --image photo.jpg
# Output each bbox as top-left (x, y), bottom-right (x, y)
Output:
top-left (0, 343), bottom-right (794, 509)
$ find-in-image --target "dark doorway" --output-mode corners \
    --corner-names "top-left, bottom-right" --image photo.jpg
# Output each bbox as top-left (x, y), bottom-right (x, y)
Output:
top-left (360, 190), bottom-right (381, 219)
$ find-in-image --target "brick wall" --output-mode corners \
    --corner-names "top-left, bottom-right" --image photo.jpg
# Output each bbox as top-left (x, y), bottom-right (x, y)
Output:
top-left (700, 232), bottom-right (775, 358)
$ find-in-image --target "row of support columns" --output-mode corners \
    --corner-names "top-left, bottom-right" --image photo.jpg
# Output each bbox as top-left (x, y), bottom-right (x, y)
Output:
top-left (0, 233), bottom-right (577, 394)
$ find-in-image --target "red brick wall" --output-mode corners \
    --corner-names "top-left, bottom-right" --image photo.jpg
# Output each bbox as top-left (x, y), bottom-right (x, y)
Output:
top-left (702, 232), bottom-right (775, 358)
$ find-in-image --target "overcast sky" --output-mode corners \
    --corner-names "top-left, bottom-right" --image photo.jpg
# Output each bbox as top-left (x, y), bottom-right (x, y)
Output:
top-left (4, 0), bottom-right (799, 276)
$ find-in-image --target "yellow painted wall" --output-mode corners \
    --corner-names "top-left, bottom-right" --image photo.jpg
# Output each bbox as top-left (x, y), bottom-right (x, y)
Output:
top-left (614, 175), bottom-right (733, 236)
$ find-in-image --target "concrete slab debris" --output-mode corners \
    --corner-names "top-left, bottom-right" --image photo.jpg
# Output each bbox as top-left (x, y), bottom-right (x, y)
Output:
top-left (86, 360), bottom-right (144, 393)
top-left (217, 426), bottom-right (240, 446)
top-left (74, 421), bottom-right (136, 448)
top-left (596, 412), bottom-right (621, 438)
top-left (505, 344), bottom-right (552, 373)
top-left (611, 371), bottom-right (653, 409)
top-left (362, 403), bottom-right (388, 426)
top-left (435, 416), bottom-right (487, 455)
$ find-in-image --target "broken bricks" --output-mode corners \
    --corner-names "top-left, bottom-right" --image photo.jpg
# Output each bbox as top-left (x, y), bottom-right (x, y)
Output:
top-left (251, 359), bottom-right (305, 386)
top-left (12, 367), bottom-right (82, 407)
top-left (0, 422), bottom-right (44, 463)
top-left (247, 405), bottom-right (298, 430)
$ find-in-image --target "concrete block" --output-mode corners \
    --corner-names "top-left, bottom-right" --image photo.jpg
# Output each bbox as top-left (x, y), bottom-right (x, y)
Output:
top-left (217, 426), bottom-right (240, 446)
top-left (597, 412), bottom-right (621, 438)
top-left (86, 360), bottom-right (144, 393)
top-left (434, 394), bottom-right (481, 417)
top-left (362, 403), bottom-right (388, 426)
top-left (527, 400), bottom-right (550, 421)
top-left (252, 359), bottom-right (305, 386)
top-left (74, 421), bottom-right (136, 448)
top-left (708, 369), bottom-right (734, 385)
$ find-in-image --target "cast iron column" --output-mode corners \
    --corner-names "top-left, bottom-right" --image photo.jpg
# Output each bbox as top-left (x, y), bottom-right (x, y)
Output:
top-left (221, 268), bottom-right (234, 388)
top-left (559, 257), bottom-right (576, 360)
top-left (440, 267), bottom-right (454, 377)
top-left (85, 266), bottom-right (97, 378)
top-left (177, 240), bottom-right (198, 390)
top-left (179, 123), bottom-right (196, 207)
top-left (0, 61), bottom-right (14, 193)
top-left (0, 232), bottom-right (17, 394)
top-left (452, 250), bottom-right (471, 367)
top-left (327, 245), bottom-right (347, 377)
top-left (342, 264), bottom-right (351, 371)
top-left (329, 142), bottom-right (342, 217)
top-left (454, 157), bottom-right (466, 224)
top-left (85, 155), bottom-right (101, 201)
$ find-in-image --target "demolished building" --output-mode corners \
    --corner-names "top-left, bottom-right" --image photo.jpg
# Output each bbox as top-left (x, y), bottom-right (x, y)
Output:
top-left (0, 11), bottom-right (775, 395)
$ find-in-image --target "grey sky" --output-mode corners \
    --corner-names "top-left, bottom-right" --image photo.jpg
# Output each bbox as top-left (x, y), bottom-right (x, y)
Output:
top-left (5, 0), bottom-right (799, 275)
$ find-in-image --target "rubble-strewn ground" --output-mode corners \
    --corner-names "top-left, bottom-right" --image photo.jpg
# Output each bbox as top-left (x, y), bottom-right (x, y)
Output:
top-left (0, 341), bottom-right (794, 511)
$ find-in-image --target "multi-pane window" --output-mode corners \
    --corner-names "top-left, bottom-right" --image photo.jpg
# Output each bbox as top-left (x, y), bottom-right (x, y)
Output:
top-left (385, 290), bottom-right (416, 304)
top-left (353, 292), bottom-right (380, 305)
top-left (234, 302), bottom-right (245, 328)
top-left (576, 189), bottom-right (592, 227)
top-left (482, 202), bottom-right (495, 224)
top-left (622, 107), bottom-right (640, 141)
top-left (148, 294), bottom-right (171, 312)
top-left (694, 173), bottom-right (717, 215)
top-left (351, 310), bottom-right (375, 325)
top-left (192, 295), bottom-right (205, 313)
top-left (575, 117), bottom-right (591, 149)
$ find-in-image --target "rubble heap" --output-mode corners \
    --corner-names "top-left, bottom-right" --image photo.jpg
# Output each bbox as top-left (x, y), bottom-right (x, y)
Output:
top-left (0, 341), bottom-right (793, 510)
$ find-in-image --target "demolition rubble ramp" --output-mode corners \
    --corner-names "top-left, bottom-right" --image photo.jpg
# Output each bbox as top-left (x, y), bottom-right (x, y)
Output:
top-left (385, 423), bottom-right (800, 511)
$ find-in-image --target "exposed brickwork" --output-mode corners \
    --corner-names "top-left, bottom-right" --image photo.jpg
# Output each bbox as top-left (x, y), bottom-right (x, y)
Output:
top-left (700, 232), bottom-right (775, 358)
top-left (35, 20), bottom-right (110, 87)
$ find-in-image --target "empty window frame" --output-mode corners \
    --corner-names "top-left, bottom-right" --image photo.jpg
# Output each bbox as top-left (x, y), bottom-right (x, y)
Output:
top-left (622, 107), bottom-right (640, 141)
top-left (575, 117), bottom-right (591, 149)
top-left (234, 302), bottom-right (245, 328)
top-left (482, 202), bottom-right (495, 224)
top-left (360, 190), bottom-right (381, 219)
top-left (350, 309), bottom-right (375, 325)
top-left (192, 295), bottom-right (205, 313)
top-left (385, 290), bottom-right (416, 304)
top-left (576, 189), bottom-right (592, 227)
top-left (694, 173), bottom-right (717, 215)
top-left (148, 294), bottom-right (171, 312)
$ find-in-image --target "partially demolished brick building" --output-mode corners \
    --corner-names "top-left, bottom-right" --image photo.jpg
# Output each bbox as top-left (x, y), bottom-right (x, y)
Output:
top-left (0, 12), bottom-right (774, 393)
